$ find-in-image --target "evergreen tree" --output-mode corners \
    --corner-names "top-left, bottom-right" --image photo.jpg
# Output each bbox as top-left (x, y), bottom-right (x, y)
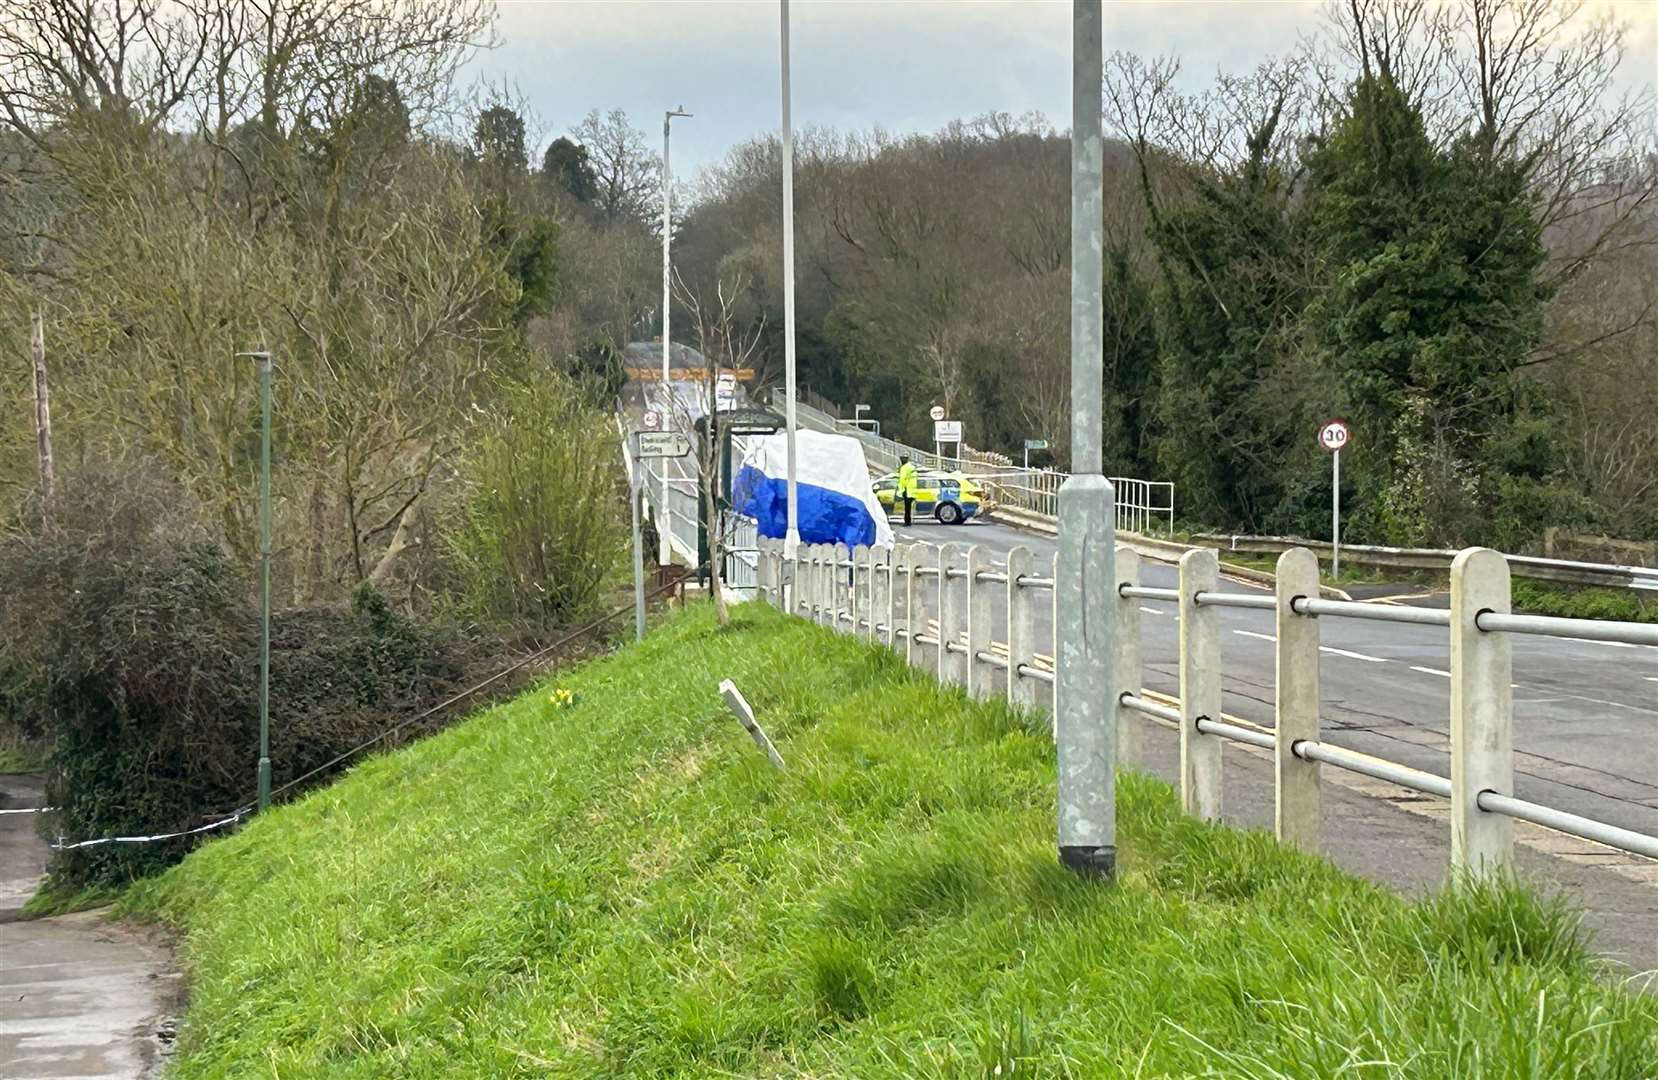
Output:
top-left (1303, 74), bottom-right (1555, 545)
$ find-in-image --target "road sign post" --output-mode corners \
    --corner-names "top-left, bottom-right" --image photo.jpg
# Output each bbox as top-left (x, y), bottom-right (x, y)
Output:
top-left (630, 430), bottom-right (693, 641)
top-left (1023, 437), bottom-right (1047, 470)
top-left (1318, 420), bottom-right (1350, 579)
top-left (638, 431), bottom-right (692, 458)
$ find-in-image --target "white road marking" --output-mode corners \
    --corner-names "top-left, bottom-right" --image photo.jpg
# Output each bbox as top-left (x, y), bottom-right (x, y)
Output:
top-left (1553, 694), bottom-right (1658, 719)
top-left (1411, 666), bottom-right (1451, 677)
top-left (1140, 606), bottom-right (1165, 616)
top-left (1320, 646), bottom-right (1388, 663)
top-left (1233, 630), bottom-right (1277, 643)
top-left (1564, 637), bottom-right (1636, 649)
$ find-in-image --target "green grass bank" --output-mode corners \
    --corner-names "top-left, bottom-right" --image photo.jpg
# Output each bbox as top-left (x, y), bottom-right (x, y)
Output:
top-left (125, 603), bottom-right (1658, 1078)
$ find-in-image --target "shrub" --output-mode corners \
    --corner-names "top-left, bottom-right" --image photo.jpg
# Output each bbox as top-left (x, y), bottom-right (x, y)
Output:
top-left (444, 374), bottom-right (627, 631)
top-left (0, 470), bottom-right (465, 890)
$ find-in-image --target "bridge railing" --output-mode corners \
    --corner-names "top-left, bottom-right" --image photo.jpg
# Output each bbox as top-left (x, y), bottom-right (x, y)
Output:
top-left (753, 536), bottom-right (1658, 873)
top-left (773, 390), bottom-right (1175, 534)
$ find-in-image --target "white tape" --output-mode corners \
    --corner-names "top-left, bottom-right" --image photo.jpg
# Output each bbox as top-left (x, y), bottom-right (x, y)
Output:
top-left (50, 806), bottom-right (251, 851)
top-left (0, 806), bottom-right (54, 815)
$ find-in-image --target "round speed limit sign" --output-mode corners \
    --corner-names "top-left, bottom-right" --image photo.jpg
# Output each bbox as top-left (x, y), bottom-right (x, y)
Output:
top-left (642, 410), bottom-right (661, 431)
top-left (929, 404), bottom-right (946, 422)
top-left (1318, 419), bottom-right (1349, 452)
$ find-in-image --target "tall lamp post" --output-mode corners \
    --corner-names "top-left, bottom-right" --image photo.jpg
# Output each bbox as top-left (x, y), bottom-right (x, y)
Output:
top-left (236, 351), bottom-right (274, 811)
top-left (661, 105), bottom-right (692, 567)
top-left (1055, 0), bottom-right (1116, 879)
top-left (780, 0), bottom-right (800, 557)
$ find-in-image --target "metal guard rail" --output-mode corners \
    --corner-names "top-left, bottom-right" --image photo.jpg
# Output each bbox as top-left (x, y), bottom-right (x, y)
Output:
top-left (1478, 791), bottom-right (1658, 860)
top-left (754, 536), bottom-right (1658, 869)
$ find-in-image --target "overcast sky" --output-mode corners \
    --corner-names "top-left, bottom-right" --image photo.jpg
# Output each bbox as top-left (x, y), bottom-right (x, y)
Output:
top-left (477, 0), bottom-right (1658, 177)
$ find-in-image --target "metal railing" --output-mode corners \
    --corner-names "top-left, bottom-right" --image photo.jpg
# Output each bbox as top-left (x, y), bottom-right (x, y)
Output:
top-left (752, 537), bottom-right (1658, 873)
top-left (773, 390), bottom-right (1175, 535)
top-left (1198, 532), bottom-right (1658, 592)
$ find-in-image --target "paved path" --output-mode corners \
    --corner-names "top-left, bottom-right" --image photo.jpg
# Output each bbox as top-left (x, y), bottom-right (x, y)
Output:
top-left (0, 776), bottom-right (176, 1080)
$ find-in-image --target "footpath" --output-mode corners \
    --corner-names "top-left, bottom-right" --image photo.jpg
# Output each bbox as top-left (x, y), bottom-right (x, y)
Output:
top-left (0, 774), bottom-right (177, 1080)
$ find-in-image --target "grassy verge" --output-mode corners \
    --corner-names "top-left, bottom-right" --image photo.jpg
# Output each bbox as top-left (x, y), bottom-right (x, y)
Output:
top-left (1513, 579), bottom-right (1657, 624)
top-left (125, 603), bottom-right (1657, 1078)
top-left (0, 737), bottom-right (47, 773)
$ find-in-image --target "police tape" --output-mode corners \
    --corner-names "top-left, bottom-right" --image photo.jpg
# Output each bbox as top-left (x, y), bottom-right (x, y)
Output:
top-left (49, 806), bottom-right (253, 851)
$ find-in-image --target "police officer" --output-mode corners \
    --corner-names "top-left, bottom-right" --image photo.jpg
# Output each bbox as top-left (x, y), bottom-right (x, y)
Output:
top-left (897, 455), bottom-right (917, 526)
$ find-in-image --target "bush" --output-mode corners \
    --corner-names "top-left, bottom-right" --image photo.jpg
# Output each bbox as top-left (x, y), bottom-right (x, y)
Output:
top-left (0, 471), bottom-right (465, 891)
top-left (444, 374), bottom-right (627, 631)
top-left (1511, 579), bottom-right (1656, 624)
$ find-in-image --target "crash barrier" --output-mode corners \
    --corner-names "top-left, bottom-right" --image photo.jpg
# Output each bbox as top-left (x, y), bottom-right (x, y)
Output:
top-left (1197, 533), bottom-right (1658, 592)
top-left (773, 392), bottom-right (1175, 536)
top-left (754, 538), bottom-right (1658, 873)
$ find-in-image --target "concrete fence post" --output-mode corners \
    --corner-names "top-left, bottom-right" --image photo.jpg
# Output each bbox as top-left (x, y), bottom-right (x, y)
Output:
top-left (1274, 547), bottom-right (1321, 851)
top-left (966, 546), bottom-right (993, 699)
top-left (932, 543), bottom-right (950, 677)
top-left (1112, 546), bottom-right (1141, 767)
top-left (851, 545), bottom-right (867, 640)
top-left (936, 543), bottom-right (962, 684)
top-left (1006, 546), bottom-right (1035, 709)
top-left (908, 544), bottom-right (921, 663)
top-left (1178, 547), bottom-right (1222, 820)
top-left (1450, 547), bottom-right (1514, 878)
top-left (871, 545), bottom-right (890, 644)
top-left (891, 544), bottom-right (908, 652)
top-left (815, 544), bottom-right (830, 627)
top-left (833, 543), bottom-right (850, 633)
top-left (797, 544), bottom-right (809, 619)
top-left (798, 544), bottom-right (810, 619)
top-left (868, 544), bottom-right (882, 637)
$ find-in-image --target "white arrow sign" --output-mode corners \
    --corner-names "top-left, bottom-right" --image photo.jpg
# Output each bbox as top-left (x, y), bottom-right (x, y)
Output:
top-left (637, 431), bottom-right (691, 458)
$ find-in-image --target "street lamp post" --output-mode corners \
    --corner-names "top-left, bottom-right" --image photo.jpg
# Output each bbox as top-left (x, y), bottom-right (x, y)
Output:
top-left (236, 351), bottom-right (274, 811)
top-left (661, 105), bottom-right (692, 567)
top-left (1055, 0), bottom-right (1116, 879)
top-left (780, 0), bottom-right (800, 558)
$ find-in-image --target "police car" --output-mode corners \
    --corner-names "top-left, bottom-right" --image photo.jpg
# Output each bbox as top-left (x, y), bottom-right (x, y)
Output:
top-left (871, 470), bottom-right (982, 525)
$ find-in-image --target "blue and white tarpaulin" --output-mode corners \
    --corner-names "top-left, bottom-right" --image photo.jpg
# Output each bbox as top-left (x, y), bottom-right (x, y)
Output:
top-left (733, 430), bottom-right (894, 549)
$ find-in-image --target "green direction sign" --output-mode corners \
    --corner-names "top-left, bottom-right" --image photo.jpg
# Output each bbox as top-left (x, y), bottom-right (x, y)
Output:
top-left (1024, 439), bottom-right (1049, 450)
top-left (637, 431), bottom-right (691, 458)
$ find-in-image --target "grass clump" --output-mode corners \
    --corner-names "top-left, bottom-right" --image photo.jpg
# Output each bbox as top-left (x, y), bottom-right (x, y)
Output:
top-left (125, 603), bottom-right (1658, 1078)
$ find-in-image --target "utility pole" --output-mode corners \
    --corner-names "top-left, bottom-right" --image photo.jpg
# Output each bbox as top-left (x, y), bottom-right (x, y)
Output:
top-left (780, 0), bottom-right (800, 558)
top-left (1055, 0), bottom-right (1116, 879)
top-left (661, 106), bottom-right (692, 567)
top-left (238, 352), bottom-right (274, 811)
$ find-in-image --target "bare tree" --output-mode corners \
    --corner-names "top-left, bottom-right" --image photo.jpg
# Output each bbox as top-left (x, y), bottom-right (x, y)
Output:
top-left (573, 107), bottom-right (660, 230)
top-left (673, 268), bottom-right (763, 626)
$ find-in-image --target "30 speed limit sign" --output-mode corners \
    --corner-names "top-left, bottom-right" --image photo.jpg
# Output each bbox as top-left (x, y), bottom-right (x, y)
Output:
top-left (1318, 419), bottom-right (1349, 452)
